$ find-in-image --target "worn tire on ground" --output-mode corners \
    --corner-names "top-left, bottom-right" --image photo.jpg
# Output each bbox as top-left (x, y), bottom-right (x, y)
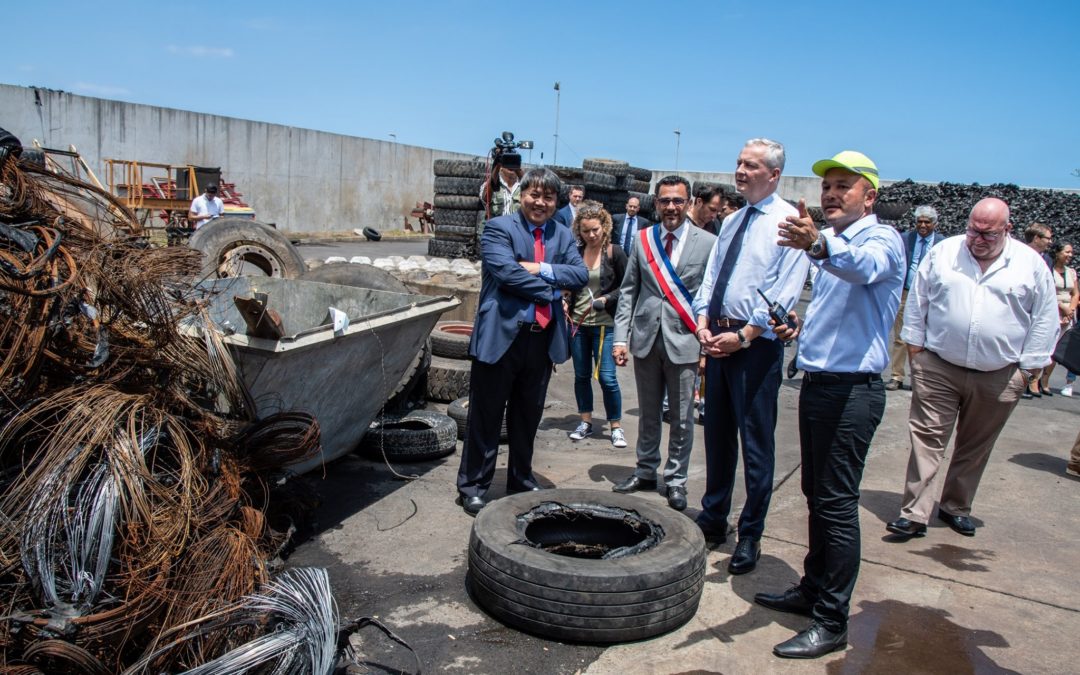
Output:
top-left (359, 410), bottom-right (458, 462)
top-left (434, 159), bottom-right (488, 179)
top-left (426, 355), bottom-right (471, 402)
top-left (434, 194), bottom-right (484, 210)
top-left (362, 226), bottom-right (382, 242)
top-left (447, 397), bottom-right (507, 442)
top-left (434, 208), bottom-right (482, 228)
top-left (434, 176), bottom-right (485, 196)
top-left (188, 217), bottom-right (305, 279)
top-left (428, 238), bottom-right (474, 259)
top-left (298, 264), bottom-right (429, 410)
top-left (430, 320), bottom-right (473, 359)
top-left (467, 488), bottom-right (706, 643)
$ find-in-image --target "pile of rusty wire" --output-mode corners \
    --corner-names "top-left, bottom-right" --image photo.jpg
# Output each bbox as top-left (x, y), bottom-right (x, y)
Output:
top-left (0, 150), bottom-right (392, 672)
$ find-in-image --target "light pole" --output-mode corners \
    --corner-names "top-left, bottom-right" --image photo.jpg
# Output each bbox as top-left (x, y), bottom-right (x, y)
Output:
top-left (389, 133), bottom-right (397, 143)
top-left (673, 128), bottom-right (681, 173)
top-left (553, 82), bottom-right (561, 165)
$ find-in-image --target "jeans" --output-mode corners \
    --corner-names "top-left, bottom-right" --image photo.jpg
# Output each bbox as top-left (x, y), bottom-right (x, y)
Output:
top-left (570, 324), bottom-right (621, 421)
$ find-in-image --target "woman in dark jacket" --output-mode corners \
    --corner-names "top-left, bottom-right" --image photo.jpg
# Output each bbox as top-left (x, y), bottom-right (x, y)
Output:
top-left (564, 202), bottom-right (628, 447)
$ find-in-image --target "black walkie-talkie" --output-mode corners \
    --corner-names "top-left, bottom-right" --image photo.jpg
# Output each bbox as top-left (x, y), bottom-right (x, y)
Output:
top-left (757, 288), bottom-right (798, 332)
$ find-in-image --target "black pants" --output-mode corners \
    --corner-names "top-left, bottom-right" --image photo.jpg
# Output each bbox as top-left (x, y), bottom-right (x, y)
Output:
top-left (797, 377), bottom-right (885, 632)
top-left (456, 328), bottom-right (553, 498)
top-left (699, 337), bottom-right (783, 540)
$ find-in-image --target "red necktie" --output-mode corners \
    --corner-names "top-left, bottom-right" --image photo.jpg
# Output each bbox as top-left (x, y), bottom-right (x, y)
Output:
top-left (534, 227), bottom-right (550, 328)
top-left (664, 232), bottom-right (675, 258)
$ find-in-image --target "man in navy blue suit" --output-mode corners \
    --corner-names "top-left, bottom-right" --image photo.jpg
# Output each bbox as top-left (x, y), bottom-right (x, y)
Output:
top-left (554, 185), bottom-right (585, 227)
top-left (456, 168), bottom-right (589, 515)
top-left (885, 205), bottom-right (944, 390)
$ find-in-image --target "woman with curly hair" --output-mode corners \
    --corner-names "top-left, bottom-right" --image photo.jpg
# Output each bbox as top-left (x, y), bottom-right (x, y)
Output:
top-left (564, 201), bottom-right (628, 446)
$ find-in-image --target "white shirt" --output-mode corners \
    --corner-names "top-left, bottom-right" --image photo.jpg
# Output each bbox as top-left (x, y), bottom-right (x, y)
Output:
top-left (190, 194), bottom-right (224, 228)
top-left (901, 235), bottom-right (1058, 370)
top-left (692, 193), bottom-right (810, 338)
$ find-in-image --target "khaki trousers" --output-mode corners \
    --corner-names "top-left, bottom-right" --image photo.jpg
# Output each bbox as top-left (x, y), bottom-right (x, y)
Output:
top-left (1070, 430), bottom-right (1080, 473)
top-left (887, 290), bottom-right (908, 382)
top-left (900, 350), bottom-right (1023, 523)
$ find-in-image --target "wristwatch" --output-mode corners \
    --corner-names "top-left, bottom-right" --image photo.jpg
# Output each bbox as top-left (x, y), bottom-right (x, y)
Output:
top-left (736, 329), bottom-right (751, 349)
top-left (807, 233), bottom-right (827, 258)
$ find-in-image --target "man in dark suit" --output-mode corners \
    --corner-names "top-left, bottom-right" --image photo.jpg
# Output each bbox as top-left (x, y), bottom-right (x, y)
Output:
top-left (612, 195), bottom-right (653, 251)
top-left (688, 184), bottom-right (723, 235)
top-left (554, 185), bottom-right (585, 227)
top-left (612, 175), bottom-right (717, 511)
top-left (886, 205), bottom-right (944, 390)
top-left (456, 168), bottom-right (588, 515)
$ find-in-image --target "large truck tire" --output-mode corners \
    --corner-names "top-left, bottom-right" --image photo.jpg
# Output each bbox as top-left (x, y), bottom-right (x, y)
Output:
top-left (359, 410), bottom-right (457, 462)
top-left (426, 356), bottom-right (471, 402)
top-left (188, 217), bottom-right (305, 279)
top-left (467, 489), bottom-right (706, 643)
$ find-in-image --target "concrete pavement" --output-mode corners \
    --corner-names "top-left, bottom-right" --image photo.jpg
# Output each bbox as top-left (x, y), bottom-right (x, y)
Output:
top-left (286, 339), bottom-right (1080, 674)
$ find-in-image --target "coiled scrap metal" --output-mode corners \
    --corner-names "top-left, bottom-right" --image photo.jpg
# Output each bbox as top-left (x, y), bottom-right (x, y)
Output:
top-left (0, 152), bottom-right (364, 672)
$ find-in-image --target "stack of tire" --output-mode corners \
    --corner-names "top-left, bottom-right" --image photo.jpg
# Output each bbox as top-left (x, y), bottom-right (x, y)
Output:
top-left (426, 320), bottom-right (474, 404)
top-left (581, 159), bottom-right (654, 221)
top-left (430, 158), bottom-right (490, 260)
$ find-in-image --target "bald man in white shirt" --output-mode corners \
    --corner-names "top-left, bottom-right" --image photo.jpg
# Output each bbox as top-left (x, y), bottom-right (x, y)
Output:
top-left (886, 197), bottom-right (1058, 539)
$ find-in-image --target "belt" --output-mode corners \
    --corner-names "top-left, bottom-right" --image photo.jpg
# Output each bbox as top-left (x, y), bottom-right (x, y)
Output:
top-left (711, 317), bottom-right (747, 331)
top-left (517, 320), bottom-right (550, 333)
top-left (802, 371), bottom-right (882, 384)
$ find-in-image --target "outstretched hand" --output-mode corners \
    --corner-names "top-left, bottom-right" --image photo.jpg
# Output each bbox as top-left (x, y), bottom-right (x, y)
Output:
top-left (778, 199), bottom-right (819, 251)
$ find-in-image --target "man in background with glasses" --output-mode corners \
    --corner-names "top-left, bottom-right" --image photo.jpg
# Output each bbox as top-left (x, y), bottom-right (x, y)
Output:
top-left (886, 206), bottom-right (944, 391)
top-left (612, 176), bottom-right (716, 511)
top-left (886, 197), bottom-right (1057, 541)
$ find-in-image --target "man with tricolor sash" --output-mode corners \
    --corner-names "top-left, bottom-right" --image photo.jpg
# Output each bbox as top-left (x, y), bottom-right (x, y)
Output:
top-left (611, 176), bottom-right (716, 511)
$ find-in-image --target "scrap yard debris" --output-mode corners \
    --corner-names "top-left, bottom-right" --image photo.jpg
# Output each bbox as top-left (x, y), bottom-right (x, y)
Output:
top-left (0, 133), bottom-right (415, 672)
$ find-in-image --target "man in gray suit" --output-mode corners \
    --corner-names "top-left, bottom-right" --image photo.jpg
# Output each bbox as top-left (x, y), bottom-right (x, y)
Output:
top-left (886, 205), bottom-right (944, 391)
top-left (612, 175), bottom-right (717, 510)
top-left (612, 196), bottom-right (653, 252)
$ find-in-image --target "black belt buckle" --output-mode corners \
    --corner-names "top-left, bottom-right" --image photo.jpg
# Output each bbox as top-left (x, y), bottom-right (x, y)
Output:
top-left (518, 321), bottom-right (547, 333)
top-left (804, 371), bottom-right (881, 385)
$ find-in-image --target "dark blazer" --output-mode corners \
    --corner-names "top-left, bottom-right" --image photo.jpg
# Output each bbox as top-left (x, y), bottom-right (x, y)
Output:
top-left (470, 211), bottom-right (588, 365)
top-left (612, 213), bottom-right (653, 250)
top-left (567, 243), bottom-right (628, 319)
top-left (554, 204), bottom-right (575, 228)
top-left (903, 229), bottom-right (944, 265)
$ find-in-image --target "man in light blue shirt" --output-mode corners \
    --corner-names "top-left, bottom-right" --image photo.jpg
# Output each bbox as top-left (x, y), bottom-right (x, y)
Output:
top-left (691, 138), bottom-right (809, 575)
top-left (753, 150), bottom-right (904, 660)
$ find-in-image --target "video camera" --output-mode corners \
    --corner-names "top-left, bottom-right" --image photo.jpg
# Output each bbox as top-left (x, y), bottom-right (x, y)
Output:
top-left (490, 131), bottom-right (533, 171)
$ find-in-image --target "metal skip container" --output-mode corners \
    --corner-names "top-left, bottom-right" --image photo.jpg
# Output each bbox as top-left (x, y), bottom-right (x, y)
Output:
top-left (196, 276), bottom-right (460, 474)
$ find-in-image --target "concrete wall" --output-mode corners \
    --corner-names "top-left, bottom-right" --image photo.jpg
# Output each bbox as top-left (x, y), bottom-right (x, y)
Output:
top-left (0, 84), bottom-right (475, 235)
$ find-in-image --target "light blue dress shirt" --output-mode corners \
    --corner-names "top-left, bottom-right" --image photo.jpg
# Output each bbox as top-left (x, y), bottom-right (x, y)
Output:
top-left (692, 193), bottom-right (811, 339)
top-left (796, 214), bottom-right (905, 373)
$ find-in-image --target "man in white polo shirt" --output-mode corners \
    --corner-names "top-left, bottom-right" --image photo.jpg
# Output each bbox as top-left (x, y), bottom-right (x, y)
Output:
top-left (886, 197), bottom-right (1057, 539)
top-left (188, 183), bottom-right (224, 229)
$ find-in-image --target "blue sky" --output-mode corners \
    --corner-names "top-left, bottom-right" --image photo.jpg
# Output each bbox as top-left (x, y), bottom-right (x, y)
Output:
top-left (4, 1), bottom-right (1078, 188)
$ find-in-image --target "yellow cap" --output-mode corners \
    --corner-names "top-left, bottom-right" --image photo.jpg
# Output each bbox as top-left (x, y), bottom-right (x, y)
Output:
top-left (812, 151), bottom-right (880, 190)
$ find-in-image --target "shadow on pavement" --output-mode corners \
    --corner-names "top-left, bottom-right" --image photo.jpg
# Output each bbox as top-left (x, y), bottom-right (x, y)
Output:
top-left (1008, 451), bottom-right (1070, 477)
top-left (907, 543), bottom-right (996, 573)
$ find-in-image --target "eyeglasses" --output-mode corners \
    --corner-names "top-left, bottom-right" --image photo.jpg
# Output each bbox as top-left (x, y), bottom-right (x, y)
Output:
top-left (657, 198), bottom-right (688, 207)
top-left (915, 218), bottom-right (934, 225)
top-left (1037, 233), bottom-right (1052, 240)
top-left (965, 227), bottom-right (1006, 241)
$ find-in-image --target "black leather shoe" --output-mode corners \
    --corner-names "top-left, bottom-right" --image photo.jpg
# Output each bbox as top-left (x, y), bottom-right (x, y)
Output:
top-left (612, 475), bottom-right (657, 493)
top-left (728, 538), bottom-right (761, 574)
top-left (666, 485), bottom-right (687, 511)
top-left (773, 622), bottom-right (848, 659)
top-left (507, 484), bottom-right (544, 495)
top-left (755, 585), bottom-right (815, 617)
top-left (696, 519), bottom-right (728, 545)
top-left (937, 510), bottom-right (976, 536)
top-left (886, 517), bottom-right (927, 538)
top-left (456, 494), bottom-right (486, 516)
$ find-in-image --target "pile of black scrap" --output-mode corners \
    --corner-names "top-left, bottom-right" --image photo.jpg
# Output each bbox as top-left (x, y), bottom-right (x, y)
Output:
top-left (0, 132), bottom-right (415, 672)
top-left (878, 178), bottom-right (1080, 240)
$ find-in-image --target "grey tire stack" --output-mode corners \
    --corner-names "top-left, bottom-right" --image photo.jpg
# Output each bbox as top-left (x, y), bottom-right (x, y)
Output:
top-left (426, 320), bottom-right (474, 402)
top-left (430, 159), bottom-right (488, 260)
top-left (582, 159), bottom-right (655, 221)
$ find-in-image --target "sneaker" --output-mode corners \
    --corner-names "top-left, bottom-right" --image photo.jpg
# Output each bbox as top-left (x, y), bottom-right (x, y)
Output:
top-left (569, 421), bottom-right (593, 441)
top-left (1061, 385), bottom-right (1073, 397)
top-left (610, 427), bottom-right (627, 448)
